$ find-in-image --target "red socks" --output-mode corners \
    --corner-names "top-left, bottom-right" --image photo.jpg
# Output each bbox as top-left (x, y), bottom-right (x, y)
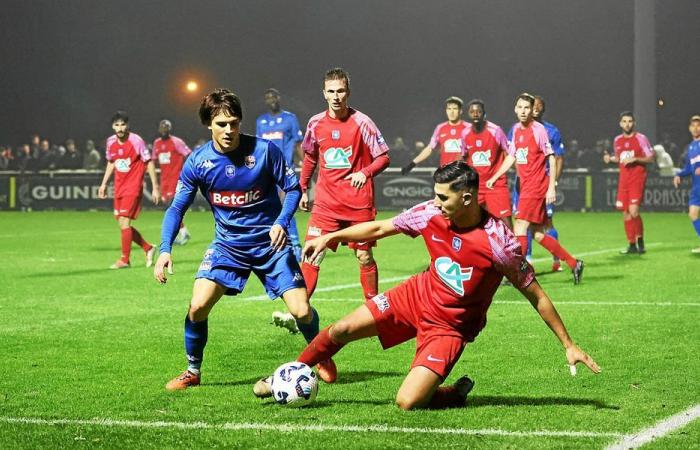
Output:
top-left (427, 386), bottom-right (465, 409)
top-left (517, 235), bottom-right (529, 256)
top-left (120, 228), bottom-right (133, 263)
top-left (624, 219), bottom-right (635, 243)
top-left (297, 326), bottom-right (345, 368)
top-left (359, 262), bottom-right (378, 299)
top-left (539, 235), bottom-right (577, 269)
top-left (301, 262), bottom-right (320, 298)
top-left (131, 227), bottom-right (152, 251)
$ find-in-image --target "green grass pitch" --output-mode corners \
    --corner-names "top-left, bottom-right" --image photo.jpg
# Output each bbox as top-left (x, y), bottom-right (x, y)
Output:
top-left (0, 209), bottom-right (698, 449)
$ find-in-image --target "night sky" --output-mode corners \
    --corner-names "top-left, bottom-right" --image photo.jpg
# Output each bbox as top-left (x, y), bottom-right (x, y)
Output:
top-left (1, 0), bottom-right (698, 150)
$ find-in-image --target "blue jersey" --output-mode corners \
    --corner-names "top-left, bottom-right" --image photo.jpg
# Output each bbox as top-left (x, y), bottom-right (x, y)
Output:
top-left (160, 134), bottom-right (300, 253)
top-left (256, 111), bottom-right (303, 167)
top-left (678, 139), bottom-right (700, 190)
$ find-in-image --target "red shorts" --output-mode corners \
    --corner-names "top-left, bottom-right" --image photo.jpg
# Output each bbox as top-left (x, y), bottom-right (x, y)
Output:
top-left (113, 195), bottom-right (142, 219)
top-left (365, 275), bottom-right (466, 379)
top-left (306, 213), bottom-right (376, 251)
top-left (616, 183), bottom-right (645, 211)
top-left (515, 197), bottom-right (546, 224)
top-left (479, 189), bottom-right (512, 218)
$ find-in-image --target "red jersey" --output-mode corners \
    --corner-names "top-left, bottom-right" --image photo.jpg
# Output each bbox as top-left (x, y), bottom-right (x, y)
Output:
top-left (507, 121), bottom-right (553, 198)
top-left (105, 133), bottom-right (151, 198)
top-left (301, 108), bottom-right (389, 220)
top-left (391, 201), bottom-right (534, 341)
top-left (429, 121), bottom-right (468, 166)
top-left (613, 133), bottom-right (653, 187)
top-left (461, 121), bottom-right (510, 192)
top-left (152, 135), bottom-right (191, 195)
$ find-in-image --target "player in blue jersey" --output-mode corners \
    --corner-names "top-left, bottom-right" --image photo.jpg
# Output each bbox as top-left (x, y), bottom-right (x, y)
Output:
top-left (674, 115), bottom-right (700, 253)
top-left (256, 88), bottom-right (304, 261)
top-left (154, 88), bottom-right (324, 391)
top-left (511, 95), bottom-right (566, 270)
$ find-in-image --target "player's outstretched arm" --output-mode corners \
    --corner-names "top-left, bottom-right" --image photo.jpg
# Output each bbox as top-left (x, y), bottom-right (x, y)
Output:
top-left (303, 219), bottom-right (399, 263)
top-left (520, 279), bottom-right (601, 376)
top-left (154, 252), bottom-right (174, 284)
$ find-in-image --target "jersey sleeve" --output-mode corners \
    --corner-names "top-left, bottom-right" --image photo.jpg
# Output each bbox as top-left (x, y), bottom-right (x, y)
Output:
top-left (173, 137), bottom-right (192, 156)
top-left (391, 201), bottom-right (438, 238)
top-left (428, 124), bottom-right (441, 150)
top-left (105, 136), bottom-right (116, 162)
top-left (549, 127), bottom-right (565, 157)
top-left (160, 156), bottom-right (199, 253)
top-left (637, 134), bottom-right (654, 157)
top-left (506, 125), bottom-right (517, 156)
top-left (492, 124), bottom-right (510, 152)
top-left (301, 118), bottom-right (320, 157)
top-left (132, 135), bottom-right (151, 162)
top-left (534, 125), bottom-right (553, 157)
top-left (357, 115), bottom-right (390, 158)
top-left (267, 142), bottom-right (301, 229)
top-left (487, 219), bottom-right (535, 288)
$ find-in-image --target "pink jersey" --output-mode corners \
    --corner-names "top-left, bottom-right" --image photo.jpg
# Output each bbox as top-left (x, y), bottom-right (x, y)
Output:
top-left (391, 201), bottom-right (534, 340)
top-left (429, 121), bottom-right (468, 166)
top-left (613, 133), bottom-right (653, 187)
top-left (461, 121), bottom-right (509, 191)
top-left (302, 108), bottom-right (389, 219)
top-left (105, 133), bottom-right (151, 198)
top-left (507, 121), bottom-right (553, 198)
top-left (152, 135), bottom-right (191, 195)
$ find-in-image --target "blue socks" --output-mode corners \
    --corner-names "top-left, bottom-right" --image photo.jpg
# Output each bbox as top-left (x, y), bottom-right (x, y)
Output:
top-left (184, 315), bottom-right (208, 374)
top-left (547, 226), bottom-right (559, 241)
top-left (297, 307), bottom-right (320, 344)
top-left (693, 219), bottom-right (700, 238)
top-left (527, 227), bottom-right (560, 259)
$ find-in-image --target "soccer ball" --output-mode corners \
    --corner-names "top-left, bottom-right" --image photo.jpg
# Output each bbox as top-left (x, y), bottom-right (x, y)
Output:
top-left (271, 362), bottom-right (318, 407)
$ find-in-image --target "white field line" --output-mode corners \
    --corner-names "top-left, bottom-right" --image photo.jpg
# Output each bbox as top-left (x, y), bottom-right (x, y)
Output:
top-left (290, 299), bottom-right (700, 307)
top-left (605, 404), bottom-right (700, 450)
top-left (0, 416), bottom-right (622, 439)
top-left (241, 244), bottom-right (664, 301)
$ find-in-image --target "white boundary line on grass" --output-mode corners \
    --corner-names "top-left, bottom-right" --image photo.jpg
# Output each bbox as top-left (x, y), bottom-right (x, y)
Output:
top-left (0, 416), bottom-right (623, 439)
top-left (241, 244), bottom-right (665, 301)
top-left (605, 404), bottom-right (700, 449)
top-left (297, 299), bottom-right (700, 307)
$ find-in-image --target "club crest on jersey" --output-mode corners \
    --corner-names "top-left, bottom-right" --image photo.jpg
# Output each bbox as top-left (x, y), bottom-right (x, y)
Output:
top-left (118, 148), bottom-right (124, 156)
top-left (450, 128), bottom-right (456, 135)
top-left (515, 148), bottom-right (529, 164)
top-left (260, 119), bottom-right (267, 124)
top-left (470, 150), bottom-right (492, 167)
top-left (225, 165), bottom-right (235, 178)
top-left (435, 256), bottom-right (473, 296)
top-left (452, 237), bottom-right (462, 251)
top-left (332, 130), bottom-right (340, 140)
top-left (476, 139), bottom-right (482, 147)
top-left (244, 155), bottom-right (256, 168)
top-left (324, 146), bottom-right (353, 169)
top-left (276, 117), bottom-right (282, 123)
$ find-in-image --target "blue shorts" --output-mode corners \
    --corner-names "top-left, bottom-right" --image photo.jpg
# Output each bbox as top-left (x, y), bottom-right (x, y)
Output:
top-left (195, 242), bottom-right (305, 299)
top-left (546, 202), bottom-right (555, 218)
top-left (690, 187), bottom-right (700, 207)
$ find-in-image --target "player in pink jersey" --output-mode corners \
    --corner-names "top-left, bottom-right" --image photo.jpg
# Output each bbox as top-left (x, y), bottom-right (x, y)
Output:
top-left (153, 119), bottom-right (192, 245)
top-left (402, 97), bottom-right (468, 174)
top-left (603, 111), bottom-right (654, 254)
top-left (98, 111), bottom-right (160, 269)
top-left (486, 94), bottom-right (583, 284)
top-left (461, 99), bottom-right (512, 227)
top-left (254, 162), bottom-right (600, 409)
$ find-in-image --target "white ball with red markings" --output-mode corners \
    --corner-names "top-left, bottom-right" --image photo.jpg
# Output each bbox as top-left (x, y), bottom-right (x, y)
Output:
top-left (271, 362), bottom-right (318, 407)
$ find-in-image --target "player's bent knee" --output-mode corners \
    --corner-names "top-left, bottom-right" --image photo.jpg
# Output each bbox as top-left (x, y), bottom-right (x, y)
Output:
top-left (356, 251), bottom-right (374, 266)
top-left (290, 304), bottom-right (312, 324)
top-left (329, 320), bottom-right (352, 342)
top-left (395, 393), bottom-right (424, 411)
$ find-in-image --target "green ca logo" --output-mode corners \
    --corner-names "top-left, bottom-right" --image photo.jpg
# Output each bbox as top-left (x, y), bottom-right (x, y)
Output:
top-left (435, 256), bottom-right (473, 295)
top-left (324, 146), bottom-right (353, 169)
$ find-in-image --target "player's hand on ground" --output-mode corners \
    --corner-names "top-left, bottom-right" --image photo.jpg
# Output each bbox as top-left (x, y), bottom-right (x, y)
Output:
top-left (565, 345), bottom-right (601, 376)
top-left (546, 186), bottom-right (556, 204)
top-left (344, 171), bottom-right (367, 189)
top-left (673, 176), bottom-right (681, 188)
top-left (299, 192), bottom-right (310, 211)
top-left (269, 224), bottom-right (287, 252)
top-left (152, 187), bottom-right (161, 205)
top-left (154, 252), bottom-right (174, 284)
top-left (98, 184), bottom-right (107, 199)
top-left (303, 236), bottom-right (329, 265)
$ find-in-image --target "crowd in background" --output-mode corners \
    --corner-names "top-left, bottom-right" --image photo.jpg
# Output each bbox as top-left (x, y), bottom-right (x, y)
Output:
top-left (0, 129), bottom-right (689, 174)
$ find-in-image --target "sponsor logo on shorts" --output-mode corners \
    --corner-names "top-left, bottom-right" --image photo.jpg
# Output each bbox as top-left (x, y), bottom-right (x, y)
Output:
top-left (244, 155), bottom-right (256, 168)
top-left (435, 257), bottom-right (473, 296)
top-left (499, 209), bottom-right (510, 216)
top-left (293, 272), bottom-right (304, 282)
top-left (285, 166), bottom-right (295, 177)
top-left (426, 354), bottom-right (444, 362)
top-left (371, 294), bottom-right (390, 312)
top-left (307, 226), bottom-right (322, 237)
top-left (198, 262), bottom-right (212, 271)
top-left (210, 189), bottom-right (263, 207)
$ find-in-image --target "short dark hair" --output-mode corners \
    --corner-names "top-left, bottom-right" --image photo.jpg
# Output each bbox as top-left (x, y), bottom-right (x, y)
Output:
top-left (445, 96), bottom-right (464, 109)
top-left (467, 98), bottom-right (485, 113)
top-left (323, 67), bottom-right (350, 89)
top-left (111, 110), bottom-right (129, 124)
top-left (264, 88), bottom-right (280, 97)
top-left (620, 111), bottom-right (635, 120)
top-left (515, 92), bottom-right (535, 106)
top-left (433, 161), bottom-right (479, 193)
top-left (534, 95), bottom-right (546, 110)
top-left (199, 88), bottom-right (243, 125)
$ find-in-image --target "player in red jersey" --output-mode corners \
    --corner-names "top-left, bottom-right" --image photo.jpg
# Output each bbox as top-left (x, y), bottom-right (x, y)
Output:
top-left (98, 111), bottom-right (160, 269)
top-left (603, 111), bottom-right (654, 254)
top-left (461, 99), bottom-right (512, 228)
top-left (486, 94), bottom-right (583, 284)
top-left (152, 119), bottom-right (192, 245)
top-left (402, 97), bottom-right (468, 174)
top-left (254, 162), bottom-right (600, 409)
